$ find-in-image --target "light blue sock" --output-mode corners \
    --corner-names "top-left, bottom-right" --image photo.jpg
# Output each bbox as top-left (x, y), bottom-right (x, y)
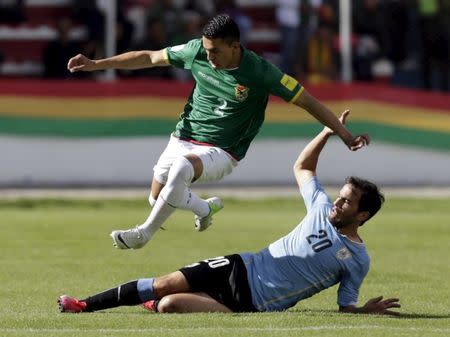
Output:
top-left (137, 278), bottom-right (156, 302)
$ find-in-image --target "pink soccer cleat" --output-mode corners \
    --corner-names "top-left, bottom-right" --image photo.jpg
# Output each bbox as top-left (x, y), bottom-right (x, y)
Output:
top-left (58, 295), bottom-right (87, 313)
top-left (142, 300), bottom-right (158, 312)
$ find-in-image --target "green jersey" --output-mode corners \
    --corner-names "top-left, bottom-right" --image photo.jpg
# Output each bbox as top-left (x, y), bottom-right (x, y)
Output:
top-left (165, 38), bottom-right (303, 160)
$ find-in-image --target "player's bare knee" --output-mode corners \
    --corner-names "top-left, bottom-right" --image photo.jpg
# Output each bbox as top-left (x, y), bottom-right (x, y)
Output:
top-left (184, 154), bottom-right (203, 180)
top-left (152, 272), bottom-right (187, 298)
top-left (151, 278), bottom-right (170, 298)
top-left (156, 296), bottom-right (180, 313)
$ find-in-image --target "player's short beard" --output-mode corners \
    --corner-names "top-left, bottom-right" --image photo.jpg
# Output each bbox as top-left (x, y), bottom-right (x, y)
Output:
top-left (328, 215), bottom-right (347, 229)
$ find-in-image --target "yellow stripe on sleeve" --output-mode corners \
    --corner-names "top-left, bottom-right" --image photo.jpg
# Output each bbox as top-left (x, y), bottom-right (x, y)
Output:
top-left (280, 74), bottom-right (298, 91)
top-left (163, 48), bottom-right (169, 63)
top-left (289, 86), bottom-right (304, 103)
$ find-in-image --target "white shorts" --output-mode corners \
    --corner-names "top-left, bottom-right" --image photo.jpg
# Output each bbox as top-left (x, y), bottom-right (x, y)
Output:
top-left (153, 134), bottom-right (238, 185)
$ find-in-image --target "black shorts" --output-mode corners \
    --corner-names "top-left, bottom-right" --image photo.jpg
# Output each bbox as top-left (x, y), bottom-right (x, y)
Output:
top-left (179, 254), bottom-right (257, 312)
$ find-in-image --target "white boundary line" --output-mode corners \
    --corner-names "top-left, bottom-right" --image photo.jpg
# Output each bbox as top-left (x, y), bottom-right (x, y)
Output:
top-left (1, 186), bottom-right (450, 199)
top-left (1, 325), bottom-right (449, 333)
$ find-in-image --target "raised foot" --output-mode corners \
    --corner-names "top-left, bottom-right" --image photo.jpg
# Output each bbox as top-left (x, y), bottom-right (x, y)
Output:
top-left (110, 227), bottom-right (149, 249)
top-left (194, 197), bottom-right (223, 232)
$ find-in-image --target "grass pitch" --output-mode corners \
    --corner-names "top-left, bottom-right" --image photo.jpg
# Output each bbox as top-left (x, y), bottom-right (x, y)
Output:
top-left (0, 196), bottom-right (449, 337)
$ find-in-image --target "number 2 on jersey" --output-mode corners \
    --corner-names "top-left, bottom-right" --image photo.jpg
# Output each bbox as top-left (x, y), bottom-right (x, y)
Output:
top-left (213, 98), bottom-right (227, 116)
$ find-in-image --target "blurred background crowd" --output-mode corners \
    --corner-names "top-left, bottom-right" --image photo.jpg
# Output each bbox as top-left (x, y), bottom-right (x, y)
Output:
top-left (0, 0), bottom-right (448, 92)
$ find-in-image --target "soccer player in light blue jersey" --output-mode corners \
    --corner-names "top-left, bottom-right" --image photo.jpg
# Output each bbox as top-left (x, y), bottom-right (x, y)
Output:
top-left (59, 111), bottom-right (400, 316)
top-left (67, 14), bottom-right (370, 250)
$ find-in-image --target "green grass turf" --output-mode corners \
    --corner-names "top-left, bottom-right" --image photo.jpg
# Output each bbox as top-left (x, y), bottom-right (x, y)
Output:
top-left (0, 197), bottom-right (449, 337)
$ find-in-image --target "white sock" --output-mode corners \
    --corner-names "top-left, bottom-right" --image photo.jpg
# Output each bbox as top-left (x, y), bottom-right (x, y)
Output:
top-left (138, 195), bottom-right (175, 238)
top-left (138, 157), bottom-right (209, 236)
top-left (183, 187), bottom-right (210, 217)
top-left (148, 194), bottom-right (156, 207)
top-left (163, 157), bottom-right (210, 215)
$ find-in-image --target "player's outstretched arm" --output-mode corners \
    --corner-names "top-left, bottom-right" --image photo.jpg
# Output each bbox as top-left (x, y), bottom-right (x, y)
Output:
top-left (293, 89), bottom-right (369, 151)
top-left (67, 49), bottom-right (169, 73)
top-left (293, 110), bottom-right (352, 189)
top-left (339, 296), bottom-right (401, 316)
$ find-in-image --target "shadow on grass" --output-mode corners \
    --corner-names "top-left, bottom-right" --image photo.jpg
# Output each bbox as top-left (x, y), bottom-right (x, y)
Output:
top-left (395, 312), bottom-right (450, 319)
top-left (93, 308), bottom-right (450, 320)
top-left (289, 308), bottom-right (450, 319)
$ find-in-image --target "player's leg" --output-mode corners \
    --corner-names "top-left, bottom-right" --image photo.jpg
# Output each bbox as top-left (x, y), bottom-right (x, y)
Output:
top-left (144, 255), bottom-right (251, 314)
top-left (133, 154), bottom-right (210, 243)
top-left (112, 149), bottom-right (233, 249)
top-left (149, 146), bottom-right (236, 233)
top-left (172, 254), bottom-right (255, 313)
top-left (110, 136), bottom-right (182, 249)
top-left (58, 271), bottom-right (190, 313)
top-left (110, 139), bottom-right (235, 249)
top-left (156, 292), bottom-right (232, 313)
top-left (153, 141), bottom-right (236, 216)
top-left (155, 153), bottom-right (210, 216)
top-left (149, 177), bottom-right (165, 207)
top-left (156, 151), bottom-right (232, 226)
top-left (191, 147), bottom-right (237, 231)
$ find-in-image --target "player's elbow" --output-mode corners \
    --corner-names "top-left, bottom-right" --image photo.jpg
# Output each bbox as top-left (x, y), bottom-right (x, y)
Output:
top-left (293, 161), bottom-right (300, 174)
top-left (293, 160), bottom-right (313, 175)
top-left (293, 167), bottom-right (315, 188)
top-left (148, 49), bottom-right (169, 67)
top-left (293, 158), bottom-right (306, 173)
top-left (293, 163), bottom-right (305, 178)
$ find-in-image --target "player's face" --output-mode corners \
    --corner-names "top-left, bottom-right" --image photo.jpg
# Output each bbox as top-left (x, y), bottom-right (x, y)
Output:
top-left (329, 184), bottom-right (363, 228)
top-left (202, 36), bottom-right (241, 70)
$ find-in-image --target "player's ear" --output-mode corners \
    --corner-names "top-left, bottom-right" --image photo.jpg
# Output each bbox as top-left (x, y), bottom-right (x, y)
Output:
top-left (231, 41), bottom-right (240, 49)
top-left (356, 211), bottom-right (370, 225)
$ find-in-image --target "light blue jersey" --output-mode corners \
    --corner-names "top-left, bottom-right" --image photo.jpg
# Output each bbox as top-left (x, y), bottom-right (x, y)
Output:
top-left (240, 177), bottom-right (370, 312)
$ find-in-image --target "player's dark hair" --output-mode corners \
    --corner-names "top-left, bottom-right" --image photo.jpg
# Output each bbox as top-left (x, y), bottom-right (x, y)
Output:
top-left (346, 176), bottom-right (385, 226)
top-left (202, 14), bottom-right (240, 43)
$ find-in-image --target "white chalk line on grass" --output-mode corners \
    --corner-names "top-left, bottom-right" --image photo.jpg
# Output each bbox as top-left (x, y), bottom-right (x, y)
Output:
top-left (1, 325), bottom-right (449, 333)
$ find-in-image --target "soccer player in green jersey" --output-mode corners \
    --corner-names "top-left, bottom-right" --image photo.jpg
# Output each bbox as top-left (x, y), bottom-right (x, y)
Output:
top-left (67, 14), bottom-right (370, 250)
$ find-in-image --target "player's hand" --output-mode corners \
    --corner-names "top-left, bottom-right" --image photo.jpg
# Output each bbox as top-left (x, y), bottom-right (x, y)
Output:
top-left (323, 110), bottom-right (370, 151)
top-left (362, 296), bottom-right (401, 316)
top-left (348, 133), bottom-right (370, 151)
top-left (323, 109), bottom-right (350, 136)
top-left (67, 54), bottom-right (97, 73)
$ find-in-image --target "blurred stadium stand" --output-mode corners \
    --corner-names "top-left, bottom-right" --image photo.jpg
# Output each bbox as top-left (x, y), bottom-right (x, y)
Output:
top-left (0, 0), bottom-right (83, 76)
top-left (0, 0), bottom-right (280, 77)
top-left (0, 0), bottom-right (448, 91)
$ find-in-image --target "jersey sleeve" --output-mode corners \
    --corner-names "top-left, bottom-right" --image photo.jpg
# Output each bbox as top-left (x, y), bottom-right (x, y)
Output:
top-left (165, 38), bottom-right (201, 70)
top-left (261, 60), bottom-right (304, 103)
top-left (300, 176), bottom-right (332, 212)
top-left (337, 261), bottom-right (370, 307)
